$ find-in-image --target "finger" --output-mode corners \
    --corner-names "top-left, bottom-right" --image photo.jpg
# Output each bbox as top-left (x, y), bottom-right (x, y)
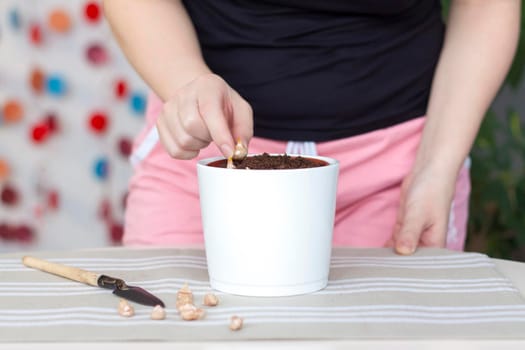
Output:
top-left (170, 103), bottom-right (210, 152)
top-left (393, 203), bottom-right (425, 255)
top-left (391, 202), bottom-right (405, 241)
top-left (230, 89), bottom-right (253, 147)
top-left (156, 113), bottom-right (178, 155)
top-left (157, 99), bottom-right (184, 156)
top-left (391, 175), bottom-right (413, 249)
top-left (419, 217), bottom-right (448, 248)
top-left (198, 93), bottom-right (235, 157)
top-left (156, 114), bottom-right (199, 160)
top-left (391, 193), bottom-right (407, 246)
top-left (178, 94), bottom-right (212, 143)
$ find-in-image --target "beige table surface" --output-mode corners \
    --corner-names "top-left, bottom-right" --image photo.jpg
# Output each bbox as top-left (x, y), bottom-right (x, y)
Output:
top-left (2, 252), bottom-right (524, 350)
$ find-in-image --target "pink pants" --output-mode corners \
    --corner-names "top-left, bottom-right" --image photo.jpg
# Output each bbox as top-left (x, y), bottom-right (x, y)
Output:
top-left (124, 96), bottom-right (470, 250)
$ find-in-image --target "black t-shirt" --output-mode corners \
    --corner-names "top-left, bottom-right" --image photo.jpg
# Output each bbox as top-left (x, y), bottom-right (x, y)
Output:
top-left (182, 0), bottom-right (445, 141)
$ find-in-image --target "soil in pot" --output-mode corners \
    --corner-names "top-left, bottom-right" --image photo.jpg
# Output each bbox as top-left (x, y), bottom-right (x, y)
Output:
top-left (208, 153), bottom-right (328, 169)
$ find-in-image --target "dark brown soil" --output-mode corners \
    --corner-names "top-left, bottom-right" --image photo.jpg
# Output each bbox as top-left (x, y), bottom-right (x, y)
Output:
top-left (208, 153), bottom-right (328, 169)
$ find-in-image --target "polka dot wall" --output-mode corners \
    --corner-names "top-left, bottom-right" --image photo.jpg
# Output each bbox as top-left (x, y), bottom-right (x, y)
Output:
top-left (0, 0), bottom-right (147, 252)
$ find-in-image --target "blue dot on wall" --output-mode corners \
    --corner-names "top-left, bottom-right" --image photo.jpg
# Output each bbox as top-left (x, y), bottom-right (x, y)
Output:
top-left (93, 157), bottom-right (109, 180)
top-left (8, 8), bottom-right (21, 30)
top-left (129, 92), bottom-right (146, 116)
top-left (46, 75), bottom-right (67, 97)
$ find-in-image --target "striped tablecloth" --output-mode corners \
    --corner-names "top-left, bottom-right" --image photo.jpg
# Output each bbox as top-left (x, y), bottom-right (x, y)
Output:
top-left (0, 247), bottom-right (524, 342)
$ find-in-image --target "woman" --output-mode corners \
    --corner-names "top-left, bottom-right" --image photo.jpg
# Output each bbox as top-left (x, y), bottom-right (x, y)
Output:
top-left (103, 0), bottom-right (520, 254)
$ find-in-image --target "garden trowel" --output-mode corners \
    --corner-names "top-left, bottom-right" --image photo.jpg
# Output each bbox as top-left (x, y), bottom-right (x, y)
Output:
top-left (22, 256), bottom-right (165, 307)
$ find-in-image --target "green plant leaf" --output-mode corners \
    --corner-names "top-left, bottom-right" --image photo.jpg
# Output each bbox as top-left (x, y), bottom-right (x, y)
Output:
top-left (508, 110), bottom-right (523, 142)
top-left (441, 0), bottom-right (451, 20)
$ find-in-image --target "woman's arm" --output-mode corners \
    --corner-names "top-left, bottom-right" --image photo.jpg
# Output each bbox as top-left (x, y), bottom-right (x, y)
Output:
top-left (393, 0), bottom-right (521, 254)
top-left (103, 0), bottom-right (209, 100)
top-left (416, 0), bottom-right (520, 179)
top-left (103, 0), bottom-right (253, 159)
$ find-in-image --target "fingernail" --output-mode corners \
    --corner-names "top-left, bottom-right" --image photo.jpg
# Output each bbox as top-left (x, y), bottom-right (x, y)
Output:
top-left (220, 144), bottom-right (233, 158)
top-left (236, 138), bottom-right (248, 150)
top-left (396, 244), bottom-right (415, 255)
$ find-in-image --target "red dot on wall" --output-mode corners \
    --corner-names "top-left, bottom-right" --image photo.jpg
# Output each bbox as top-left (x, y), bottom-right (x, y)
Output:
top-left (121, 192), bottom-right (128, 210)
top-left (86, 43), bottom-right (109, 66)
top-left (31, 123), bottom-right (50, 144)
top-left (34, 204), bottom-right (45, 219)
top-left (98, 198), bottom-right (112, 222)
top-left (109, 222), bottom-right (124, 244)
top-left (47, 191), bottom-right (60, 210)
top-left (15, 225), bottom-right (35, 243)
top-left (114, 79), bottom-right (128, 99)
top-left (0, 223), bottom-right (18, 241)
top-left (84, 2), bottom-right (101, 23)
top-left (88, 112), bottom-right (108, 134)
top-left (0, 223), bottom-right (10, 240)
top-left (1, 184), bottom-right (19, 206)
top-left (29, 23), bottom-right (43, 45)
top-left (117, 137), bottom-right (133, 158)
top-left (44, 113), bottom-right (60, 134)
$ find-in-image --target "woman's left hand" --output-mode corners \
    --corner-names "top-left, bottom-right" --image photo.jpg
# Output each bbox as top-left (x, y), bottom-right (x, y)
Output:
top-left (390, 165), bottom-right (457, 255)
top-left (386, 0), bottom-right (520, 255)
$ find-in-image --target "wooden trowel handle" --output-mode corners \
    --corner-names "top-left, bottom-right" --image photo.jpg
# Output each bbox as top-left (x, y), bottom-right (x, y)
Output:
top-left (22, 256), bottom-right (99, 287)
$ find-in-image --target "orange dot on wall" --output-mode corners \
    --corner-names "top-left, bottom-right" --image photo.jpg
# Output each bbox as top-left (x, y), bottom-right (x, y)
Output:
top-left (0, 159), bottom-right (10, 180)
top-left (30, 68), bottom-right (45, 94)
top-left (48, 9), bottom-right (72, 33)
top-left (2, 100), bottom-right (24, 123)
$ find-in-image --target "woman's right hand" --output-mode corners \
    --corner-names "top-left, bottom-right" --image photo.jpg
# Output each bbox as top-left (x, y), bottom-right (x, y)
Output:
top-left (156, 73), bottom-right (253, 160)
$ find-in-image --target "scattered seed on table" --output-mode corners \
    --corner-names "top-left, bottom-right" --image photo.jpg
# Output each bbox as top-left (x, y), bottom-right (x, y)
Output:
top-left (203, 293), bottom-right (219, 307)
top-left (229, 315), bottom-right (243, 331)
top-left (150, 305), bottom-right (166, 320)
top-left (117, 299), bottom-right (134, 317)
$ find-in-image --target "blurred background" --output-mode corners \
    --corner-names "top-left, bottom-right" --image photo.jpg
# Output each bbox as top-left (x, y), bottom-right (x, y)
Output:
top-left (0, 0), bottom-right (146, 252)
top-left (0, 1), bottom-right (524, 261)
